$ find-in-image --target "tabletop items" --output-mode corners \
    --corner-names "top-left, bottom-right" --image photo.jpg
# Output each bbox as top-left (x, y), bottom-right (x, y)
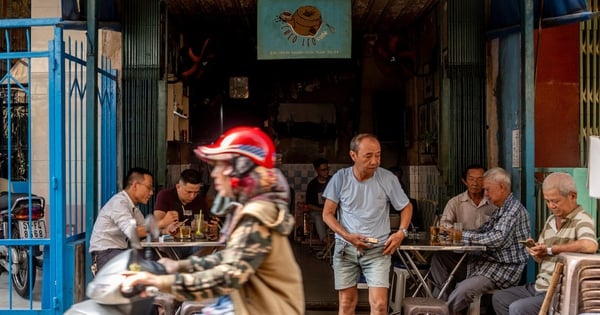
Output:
top-left (426, 222), bottom-right (463, 245)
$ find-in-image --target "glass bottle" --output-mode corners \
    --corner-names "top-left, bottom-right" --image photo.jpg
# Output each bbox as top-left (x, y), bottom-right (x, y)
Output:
top-left (196, 212), bottom-right (204, 239)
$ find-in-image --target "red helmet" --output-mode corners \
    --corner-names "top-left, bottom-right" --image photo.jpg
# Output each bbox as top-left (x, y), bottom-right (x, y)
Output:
top-left (194, 126), bottom-right (276, 168)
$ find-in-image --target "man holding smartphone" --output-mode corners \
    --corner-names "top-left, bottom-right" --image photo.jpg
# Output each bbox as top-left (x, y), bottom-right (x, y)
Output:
top-left (492, 172), bottom-right (598, 315)
top-left (519, 240), bottom-right (535, 248)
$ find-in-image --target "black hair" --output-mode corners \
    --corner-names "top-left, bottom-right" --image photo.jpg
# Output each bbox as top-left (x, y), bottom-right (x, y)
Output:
top-left (125, 167), bottom-right (153, 189)
top-left (461, 164), bottom-right (486, 180)
top-left (312, 157), bottom-right (328, 169)
top-left (180, 169), bottom-right (202, 185)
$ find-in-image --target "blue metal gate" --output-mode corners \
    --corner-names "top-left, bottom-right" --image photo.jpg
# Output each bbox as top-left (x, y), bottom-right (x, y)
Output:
top-left (0, 18), bottom-right (117, 314)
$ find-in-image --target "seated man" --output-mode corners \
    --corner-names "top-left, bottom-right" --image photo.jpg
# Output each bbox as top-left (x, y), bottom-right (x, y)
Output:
top-left (445, 167), bottom-right (530, 314)
top-left (89, 167), bottom-right (154, 273)
top-left (492, 172), bottom-right (598, 315)
top-left (154, 169), bottom-right (214, 258)
top-left (429, 164), bottom-right (497, 298)
top-left (305, 157), bottom-right (331, 244)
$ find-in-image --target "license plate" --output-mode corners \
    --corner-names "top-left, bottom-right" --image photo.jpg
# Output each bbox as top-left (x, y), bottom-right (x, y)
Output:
top-left (18, 220), bottom-right (47, 239)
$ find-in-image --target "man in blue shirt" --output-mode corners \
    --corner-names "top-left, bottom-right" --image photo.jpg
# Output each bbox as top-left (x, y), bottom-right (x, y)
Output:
top-left (322, 133), bottom-right (413, 315)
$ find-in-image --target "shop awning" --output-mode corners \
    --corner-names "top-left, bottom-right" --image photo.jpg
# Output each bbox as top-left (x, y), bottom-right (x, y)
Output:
top-left (487, 0), bottom-right (598, 38)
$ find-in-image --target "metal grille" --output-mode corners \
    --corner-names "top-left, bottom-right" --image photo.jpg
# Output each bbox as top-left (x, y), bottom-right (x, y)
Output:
top-left (443, 0), bottom-right (487, 199)
top-left (121, 0), bottom-right (162, 213)
top-left (580, 0), bottom-right (600, 166)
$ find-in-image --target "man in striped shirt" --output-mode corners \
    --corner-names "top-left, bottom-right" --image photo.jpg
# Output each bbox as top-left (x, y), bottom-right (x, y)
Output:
top-left (492, 172), bottom-right (598, 315)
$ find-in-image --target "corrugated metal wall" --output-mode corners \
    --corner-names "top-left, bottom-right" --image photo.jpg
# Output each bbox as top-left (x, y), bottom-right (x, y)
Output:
top-left (121, 0), bottom-right (163, 213)
top-left (580, 0), bottom-right (600, 166)
top-left (442, 0), bottom-right (487, 199)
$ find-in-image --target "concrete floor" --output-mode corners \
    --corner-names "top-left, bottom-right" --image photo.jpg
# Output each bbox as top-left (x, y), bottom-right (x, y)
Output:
top-left (0, 272), bottom-right (43, 310)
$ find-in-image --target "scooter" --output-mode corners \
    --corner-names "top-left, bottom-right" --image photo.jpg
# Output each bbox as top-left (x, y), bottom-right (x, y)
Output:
top-left (65, 215), bottom-right (169, 315)
top-left (0, 190), bottom-right (46, 298)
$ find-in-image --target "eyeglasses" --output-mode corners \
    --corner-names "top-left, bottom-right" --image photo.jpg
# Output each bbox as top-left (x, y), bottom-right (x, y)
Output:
top-left (137, 182), bottom-right (154, 192)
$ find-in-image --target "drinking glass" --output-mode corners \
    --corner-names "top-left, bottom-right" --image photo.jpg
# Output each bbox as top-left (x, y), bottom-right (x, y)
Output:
top-left (179, 224), bottom-right (192, 240)
top-left (453, 222), bottom-right (463, 244)
top-left (429, 225), bottom-right (439, 242)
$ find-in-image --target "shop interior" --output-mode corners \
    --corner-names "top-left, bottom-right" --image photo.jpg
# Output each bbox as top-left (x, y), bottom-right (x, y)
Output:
top-left (161, 1), bottom-right (440, 169)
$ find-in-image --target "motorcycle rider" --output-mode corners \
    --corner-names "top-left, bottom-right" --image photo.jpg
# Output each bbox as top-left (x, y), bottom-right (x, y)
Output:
top-left (121, 126), bottom-right (304, 314)
top-left (89, 167), bottom-right (154, 273)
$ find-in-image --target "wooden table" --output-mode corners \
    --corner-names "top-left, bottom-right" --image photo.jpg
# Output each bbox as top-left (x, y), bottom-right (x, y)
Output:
top-left (396, 239), bottom-right (486, 298)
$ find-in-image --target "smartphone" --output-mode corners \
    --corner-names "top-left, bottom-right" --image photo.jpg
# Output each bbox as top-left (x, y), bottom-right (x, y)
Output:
top-left (519, 240), bottom-right (535, 248)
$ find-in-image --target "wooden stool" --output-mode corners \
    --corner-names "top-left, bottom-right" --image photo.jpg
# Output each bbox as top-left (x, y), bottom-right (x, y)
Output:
top-left (403, 297), bottom-right (450, 315)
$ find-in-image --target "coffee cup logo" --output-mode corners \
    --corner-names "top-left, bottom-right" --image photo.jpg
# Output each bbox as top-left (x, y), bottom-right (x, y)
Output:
top-left (276, 5), bottom-right (334, 47)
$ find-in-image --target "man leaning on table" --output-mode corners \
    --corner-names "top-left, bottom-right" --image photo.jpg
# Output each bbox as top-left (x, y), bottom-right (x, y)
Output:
top-left (492, 172), bottom-right (598, 315)
top-left (89, 167), bottom-right (154, 274)
top-left (445, 167), bottom-right (531, 314)
top-left (154, 168), bottom-right (209, 231)
top-left (430, 164), bottom-right (497, 299)
top-left (153, 168), bottom-right (213, 258)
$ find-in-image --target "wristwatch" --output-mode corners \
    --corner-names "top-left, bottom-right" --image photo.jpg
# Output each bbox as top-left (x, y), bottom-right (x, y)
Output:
top-left (547, 247), bottom-right (553, 256)
top-left (398, 228), bottom-right (408, 237)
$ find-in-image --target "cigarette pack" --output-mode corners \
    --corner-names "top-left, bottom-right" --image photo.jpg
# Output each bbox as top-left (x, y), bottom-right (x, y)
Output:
top-left (365, 237), bottom-right (379, 244)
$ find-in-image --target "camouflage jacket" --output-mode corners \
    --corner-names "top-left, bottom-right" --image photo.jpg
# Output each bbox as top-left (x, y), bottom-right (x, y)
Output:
top-left (157, 200), bottom-right (305, 314)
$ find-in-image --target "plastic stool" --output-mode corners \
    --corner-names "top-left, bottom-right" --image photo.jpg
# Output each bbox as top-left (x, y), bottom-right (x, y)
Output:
top-left (389, 266), bottom-right (410, 314)
top-left (403, 297), bottom-right (450, 315)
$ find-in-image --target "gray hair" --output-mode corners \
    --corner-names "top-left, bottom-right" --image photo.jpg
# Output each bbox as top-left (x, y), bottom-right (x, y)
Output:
top-left (350, 133), bottom-right (378, 152)
top-left (483, 167), bottom-right (511, 187)
top-left (542, 172), bottom-right (577, 196)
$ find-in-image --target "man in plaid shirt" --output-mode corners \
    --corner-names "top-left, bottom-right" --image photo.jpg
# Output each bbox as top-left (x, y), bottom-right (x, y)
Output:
top-left (445, 167), bottom-right (531, 313)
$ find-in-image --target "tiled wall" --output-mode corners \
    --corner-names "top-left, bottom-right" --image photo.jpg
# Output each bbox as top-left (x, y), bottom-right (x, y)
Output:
top-left (280, 164), bottom-right (440, 208)
top-left (280, 164), bottom-right (347, 193)
top-left (280, 163), bottom-right (347, 207)
top-left (408, 165), bottom-right (439, 202)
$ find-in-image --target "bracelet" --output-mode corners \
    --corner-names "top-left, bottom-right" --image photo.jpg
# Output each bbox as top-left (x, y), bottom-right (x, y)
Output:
top-left (547, 247), bottom-right (553, 256)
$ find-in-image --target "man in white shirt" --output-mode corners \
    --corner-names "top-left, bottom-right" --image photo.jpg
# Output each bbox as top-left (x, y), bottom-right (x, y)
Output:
top-left (89, 167), bottom-right (154, 273)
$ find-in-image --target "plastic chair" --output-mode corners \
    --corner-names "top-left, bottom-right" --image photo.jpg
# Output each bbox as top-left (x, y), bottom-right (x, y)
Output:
top-left (389, 265), bottom-right (410, 314)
